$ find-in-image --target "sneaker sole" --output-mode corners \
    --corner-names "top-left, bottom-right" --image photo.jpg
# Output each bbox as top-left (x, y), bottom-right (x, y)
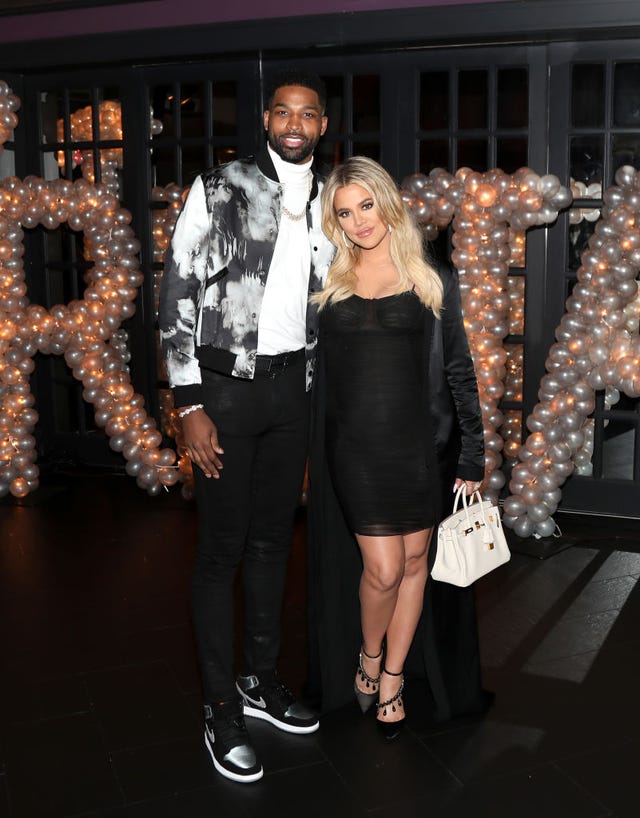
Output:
top-left (204, 731), bottom-right (264, 783)
top-left (241, 702), bottom-right (320, 734)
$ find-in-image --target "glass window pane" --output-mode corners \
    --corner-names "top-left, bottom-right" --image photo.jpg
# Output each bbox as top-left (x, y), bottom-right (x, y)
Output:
top-left (458, 70), bottom-right (487, 129)
top-left (0, 148), bottom-right (15, 178)
top-left (214, 145), bottom-right (237, 166)
top-left (68, 89), bottom-right (93, 141)
top-left (568, 220), bottom-right (596, 271)
top-left (323, 76), bottom-right (344, 135)
top-left (39, 89), bottom-right (62, 145)
top-left (497, 137), bottom-right (528, 173)
top-left (570, 134), bottom-right (603, 185)
top-left (151, 84), bottom-right (176, 139)
top-left (42, 150), bottom-right (61, 180)
top-left (316, 139), bottom-right (342, 170)
top-left (504, 343), bottom-right (524, 402)
top-left (182, 144), bottom-right (208, 185)
top-left (152, 145), bottom-right (179, 187)
top-left (52, 357), bottom-right (76, 434)
top-left (614, 63), bottom-right (640, 126)
top-left (508, 233), bottom-right (526, 270)
top-left (420, 71), bottom-right (449, 131)
top-left (612, 134), bottom-right (640, 184)
top-left (353, 75), bottom-right (380, 132)
top-left (181, 82), bottom-right (208, 138)
top-left (420, 139), bottom-right (449, 173)
top-left (352, 141), bottom-right (380, 161)
top-left (212, 81), bottom-right (237, 136)
top-left (572, 64), bottom-right (605, 128)
top-left (497, 67), bottom-right (528, 128)
top-left (507, 275), bottom-right (525, 333)
top-left (501, 409), bottom-right (523, 460)
top-left (458, 138), bottom-right (487, 171)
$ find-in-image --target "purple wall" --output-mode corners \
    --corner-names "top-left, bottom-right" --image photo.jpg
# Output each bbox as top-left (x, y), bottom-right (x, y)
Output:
top-left (0, 0), bottom-right (507, 43)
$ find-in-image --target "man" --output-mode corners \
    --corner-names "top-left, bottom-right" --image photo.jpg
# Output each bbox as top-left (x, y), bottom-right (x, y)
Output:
top-left (159, 68), bottom-right (333, 783)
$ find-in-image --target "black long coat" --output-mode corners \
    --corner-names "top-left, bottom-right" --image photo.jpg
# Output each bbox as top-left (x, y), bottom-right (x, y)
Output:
top-left (306, 259), bottom-right (489, 719)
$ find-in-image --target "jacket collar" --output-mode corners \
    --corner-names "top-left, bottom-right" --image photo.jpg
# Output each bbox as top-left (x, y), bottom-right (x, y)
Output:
top-left (257, 144), bottom-right (320, 201)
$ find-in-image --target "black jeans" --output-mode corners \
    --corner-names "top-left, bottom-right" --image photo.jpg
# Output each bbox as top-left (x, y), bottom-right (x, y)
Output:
top-left (192, 353), bottom-right (310, 703)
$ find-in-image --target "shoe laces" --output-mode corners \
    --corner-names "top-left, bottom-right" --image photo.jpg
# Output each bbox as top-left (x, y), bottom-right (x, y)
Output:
top-left (264, 679), bottom-right (295, 709)
top-left (211, 711), bottom-right (248, 749)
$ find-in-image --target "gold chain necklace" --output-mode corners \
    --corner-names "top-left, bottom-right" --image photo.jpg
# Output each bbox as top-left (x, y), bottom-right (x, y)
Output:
top-left (281, 172), bottom-right (312, 221)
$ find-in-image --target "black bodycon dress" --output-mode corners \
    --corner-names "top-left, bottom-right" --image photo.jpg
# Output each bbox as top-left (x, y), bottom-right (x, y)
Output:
top-left (321, 290), bottom-right (437, 536)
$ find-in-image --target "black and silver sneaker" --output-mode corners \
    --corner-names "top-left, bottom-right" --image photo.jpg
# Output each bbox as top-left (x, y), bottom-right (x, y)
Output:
top-left (203, 699), bottom-right (263, 783)
top-left (236, 674), bottom-right (320, 734)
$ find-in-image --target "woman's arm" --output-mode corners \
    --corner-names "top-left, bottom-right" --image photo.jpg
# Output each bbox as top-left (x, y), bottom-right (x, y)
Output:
top-left (439, 264), bottom-right (486, 484)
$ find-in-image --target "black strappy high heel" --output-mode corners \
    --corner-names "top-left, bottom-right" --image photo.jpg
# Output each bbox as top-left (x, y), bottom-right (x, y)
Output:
top-left (376, 668), bottom-right (404, 740)
top-left (354, 646), bottom-right (382, 714)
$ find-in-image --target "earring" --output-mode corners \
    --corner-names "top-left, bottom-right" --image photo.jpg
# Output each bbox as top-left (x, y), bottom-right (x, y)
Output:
top-left (387, 224), bottom-right (393, 233)
top-left (342, 230), bottom-right (353, 248)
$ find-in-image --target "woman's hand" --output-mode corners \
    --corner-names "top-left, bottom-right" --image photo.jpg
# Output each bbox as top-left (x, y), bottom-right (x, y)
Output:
top-left (453, 477), bottom-right (482, 496)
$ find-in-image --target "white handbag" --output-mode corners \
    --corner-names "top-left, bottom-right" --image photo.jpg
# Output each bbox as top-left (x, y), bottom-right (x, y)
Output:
top-left (432, 486), bottom-right (510, 587)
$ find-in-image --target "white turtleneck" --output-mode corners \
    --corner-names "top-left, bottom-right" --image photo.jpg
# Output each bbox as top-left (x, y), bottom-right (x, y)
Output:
top-left (257, 145), bottom-right (313, 355)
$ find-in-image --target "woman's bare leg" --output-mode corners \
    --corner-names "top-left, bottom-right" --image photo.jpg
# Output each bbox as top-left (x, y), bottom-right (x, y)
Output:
top-left (378, 528), bottom-right (433, 722)
top-left (355, 533), bottom-right (405, 691)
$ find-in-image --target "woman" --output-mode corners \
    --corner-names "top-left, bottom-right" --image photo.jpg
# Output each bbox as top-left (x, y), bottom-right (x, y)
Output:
top-left (307, 156), bottom-right (486, 739)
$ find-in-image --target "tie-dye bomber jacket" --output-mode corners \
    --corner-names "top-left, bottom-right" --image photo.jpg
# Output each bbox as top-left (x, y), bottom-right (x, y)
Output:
top-left (158, 148), bottom-right (335, 408)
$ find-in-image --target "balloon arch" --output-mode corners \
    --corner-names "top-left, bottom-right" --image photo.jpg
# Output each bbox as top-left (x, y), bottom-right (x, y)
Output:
top-left (3, 79), bottom-right (640, 538)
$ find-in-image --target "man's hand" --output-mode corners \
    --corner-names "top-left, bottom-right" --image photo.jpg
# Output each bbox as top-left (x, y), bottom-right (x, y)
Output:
top-left (180, 408), bottom-right (224, 478)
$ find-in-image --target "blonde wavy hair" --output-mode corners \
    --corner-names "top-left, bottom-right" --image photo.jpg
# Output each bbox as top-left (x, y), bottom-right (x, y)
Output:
top-left (314, 156), bottom-right (442, 314)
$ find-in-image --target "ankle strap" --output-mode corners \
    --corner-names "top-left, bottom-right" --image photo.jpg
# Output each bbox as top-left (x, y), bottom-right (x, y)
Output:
top-left (362, 645), bottom-right (383, 660)
top-left (382, 667), bottom-right (403, 677)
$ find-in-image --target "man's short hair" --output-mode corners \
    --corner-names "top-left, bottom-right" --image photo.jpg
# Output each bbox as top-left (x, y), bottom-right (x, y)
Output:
top-left (265, 67), bottom-right (327, 113)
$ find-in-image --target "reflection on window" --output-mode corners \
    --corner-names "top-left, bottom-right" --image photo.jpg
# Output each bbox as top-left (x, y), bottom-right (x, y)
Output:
top-left (570, 134), bottom-right (603, 185)
top-left (568, 220), bottom-right (596, 271)
top-left (151, 84), bottom-right (177, 139)
top-left (507, 275), bottom-right (525, 332)
top-left (504, 343), bottom-right (524, 402)
top-left (612, 134), bottom-right (640, 184)
top-left (181, 82), bottom-right (208, 138)
top-left (508, 232), bottom-right (526, 269)
top-left (501, 409), bottom-right (522, 460)
top-left (149, 80), bottom-right (238, 187)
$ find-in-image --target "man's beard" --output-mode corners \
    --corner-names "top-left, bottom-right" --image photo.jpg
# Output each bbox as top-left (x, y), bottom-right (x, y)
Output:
top-left (268, 132), bottom-right (317, 164)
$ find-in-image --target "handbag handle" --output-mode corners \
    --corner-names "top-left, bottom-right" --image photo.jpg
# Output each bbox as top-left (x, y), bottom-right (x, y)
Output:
top-left (452, 485), bottom-right (494, 545)
top-left (452, 484), bottom-right (483, 514)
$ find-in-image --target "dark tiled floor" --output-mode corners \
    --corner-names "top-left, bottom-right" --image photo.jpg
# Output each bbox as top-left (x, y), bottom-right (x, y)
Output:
top-left (1, 472), bottom-right (639, 817)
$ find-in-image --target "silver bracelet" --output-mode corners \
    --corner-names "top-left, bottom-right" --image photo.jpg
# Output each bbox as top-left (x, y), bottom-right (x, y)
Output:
top-left (177, 403), bottom-right (204, 418)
